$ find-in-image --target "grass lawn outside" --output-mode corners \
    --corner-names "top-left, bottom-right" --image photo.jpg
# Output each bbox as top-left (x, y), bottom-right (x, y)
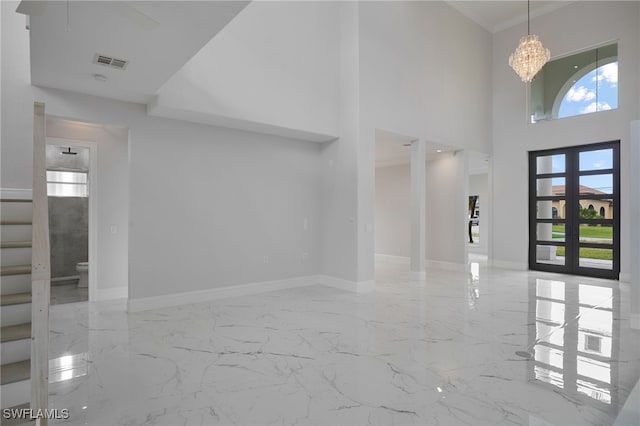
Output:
top-left (552, 224), bottom-right (613, 239)
top-left (555, 246), bottom-right (613, 260)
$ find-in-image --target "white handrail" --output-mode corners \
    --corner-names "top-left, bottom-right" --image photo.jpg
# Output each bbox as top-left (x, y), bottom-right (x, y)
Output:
top-left (30, 102), bottom-right (50, 425)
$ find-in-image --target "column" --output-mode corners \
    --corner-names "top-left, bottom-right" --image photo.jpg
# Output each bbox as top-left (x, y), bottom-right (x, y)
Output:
top-left (630, 120), bottom-right (640, 329)
top-left (410, 139), bottom-right (426, 278)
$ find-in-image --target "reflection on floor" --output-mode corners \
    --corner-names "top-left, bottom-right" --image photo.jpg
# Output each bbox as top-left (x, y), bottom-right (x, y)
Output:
top-left (538, 256), bottom-right (614, 270)
top-left (47, 260), bottom-right (640, 425)
top-left (51, 283), bottom-right (88, 305)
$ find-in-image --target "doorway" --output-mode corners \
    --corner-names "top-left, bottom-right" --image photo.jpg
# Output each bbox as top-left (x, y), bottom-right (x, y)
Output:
top-left (529, 141), bottom-right (620, 279)
top-left (46, 139), bottom-right (97, 303)
top-left (468, 195), bottom-right (479, 245)
top-left (374, 130), bottom-right (413, 269)
top-left (467, 151), bottom-right (491, 263)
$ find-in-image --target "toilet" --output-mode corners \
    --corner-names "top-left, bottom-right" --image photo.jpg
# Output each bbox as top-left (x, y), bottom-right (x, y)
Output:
top-left (76, 262), bottom-right (89, 288)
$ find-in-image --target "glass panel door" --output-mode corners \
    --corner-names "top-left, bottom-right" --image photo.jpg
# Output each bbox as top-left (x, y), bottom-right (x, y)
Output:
top-left (575, 143), bottom-right (619, 276)
top-left (529, 152), bottom-right (568, 270)
top-left (529, 142), bottom-right (620, 279)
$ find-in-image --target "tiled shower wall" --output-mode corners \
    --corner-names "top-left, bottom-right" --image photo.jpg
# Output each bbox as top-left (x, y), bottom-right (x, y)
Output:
top-left (48, 196), bottom-right (88, 279)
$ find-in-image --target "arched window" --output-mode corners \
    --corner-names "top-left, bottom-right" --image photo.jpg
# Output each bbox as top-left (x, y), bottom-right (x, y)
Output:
top-left (552, 207), bottom-right (558, 219)
top-left (600, 206), bottom-right (606, 218)
top-left (557, 61), bottom-right (618, 119)
top-left (588, 204), bottom-right (595, 210)
top-left (530, 43), bottom-right (618, 122)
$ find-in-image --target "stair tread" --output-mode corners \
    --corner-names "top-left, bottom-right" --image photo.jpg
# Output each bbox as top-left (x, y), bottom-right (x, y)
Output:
top-left (0, 360), bottom-right (30, 385)
top-left (0, 199), bottom-right (32, 203)
top-left (1, 323), bottom-right (31, 343)
top-left (0, 242), bottom-right (32, 249)
top-left (0, 292), bottom-right (31, 306)
top-left (0, 403), bottom-right (32, 426)
top-left (0, 265), bottom-right (31, 276)
top-left (0, 221), bottom-right (32, 225)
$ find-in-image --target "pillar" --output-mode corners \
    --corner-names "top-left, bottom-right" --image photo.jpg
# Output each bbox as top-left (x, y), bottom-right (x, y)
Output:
top-left (410, 139), bottom-right (426, 278)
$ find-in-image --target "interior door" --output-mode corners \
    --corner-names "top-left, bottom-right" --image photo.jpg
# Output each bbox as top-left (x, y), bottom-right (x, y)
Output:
top-left (529, 141), bottom-right (620, 279)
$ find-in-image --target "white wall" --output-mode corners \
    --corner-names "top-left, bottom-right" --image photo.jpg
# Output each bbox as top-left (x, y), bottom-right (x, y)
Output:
top-left (631, 121), bottom-right (640, 325)
top-left (151, 1), bottom-right (340, 139)
top-left (469, 172), bottom-right (489, 254)
top-left (358, 1), bottom-right (493, 151)
top-left (319, 2), bottom-right (360, 283)
top-left (353, 1), bottom-right (493, 282)
top-left (316, 1), bottom-right (493, 283)
top-left (492, 1), bottom-right (640, 272)
top-left (46, 119), bottom-right (129, 297)
top-left (1, 1), bottom-right (32, 188)
top-left (128, 117), bottom-right (322, 299)
top-left (374, 165), bottom-right (410, 258)
top-left (1, 2), bottom-right (323, 302)
top-left (425, 153), bottom-right (467, 267)
top-left (373, 155), bottom-right (467, 268)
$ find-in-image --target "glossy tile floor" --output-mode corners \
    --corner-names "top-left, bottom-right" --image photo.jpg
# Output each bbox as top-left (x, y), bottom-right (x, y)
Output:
top-left (51, 283), bottom-right (88, 305)
top-left (48, 259), bottom-right (640, 425)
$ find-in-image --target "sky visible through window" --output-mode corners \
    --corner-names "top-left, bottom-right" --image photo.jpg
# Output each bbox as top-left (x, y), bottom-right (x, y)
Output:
top-left (558, 62), bottom-right (618, 119)
top-left (550, 151), bottom-right (613, 195)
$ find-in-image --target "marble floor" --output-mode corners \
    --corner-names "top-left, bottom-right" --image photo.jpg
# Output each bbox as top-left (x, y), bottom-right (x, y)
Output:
top-left (51, 283), bottom-right (88, 305)
top-left (47, 260), bottom-right (640, 425)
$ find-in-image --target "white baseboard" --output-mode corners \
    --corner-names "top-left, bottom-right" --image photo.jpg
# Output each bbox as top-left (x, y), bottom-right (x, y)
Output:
top-left (490, 259), bottom-right (528, 271)
top-left (425, 259), bottom-right (466, 272)
top-left (375, 254), bottom-right (410, 265)
top-left (96, 287), bottom-right (128, 301)
top-left (0, 188), bottom-right (32, 199)
top-left (619, 272), bottom-right (631, 283)
top-left (468, 245), bottom-right (488, 255)
top-left (631, 313), bottom-right (640, 330)
top-left (127, 275), bottom-right (319, 312)
top-left (318, 275), bottom-right (375, 293)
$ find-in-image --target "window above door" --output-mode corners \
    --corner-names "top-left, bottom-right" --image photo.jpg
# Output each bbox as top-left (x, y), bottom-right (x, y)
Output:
top-left (47, 170), bottom-right (88, 197)
top-left (530, 42), bottom-right (618, 123)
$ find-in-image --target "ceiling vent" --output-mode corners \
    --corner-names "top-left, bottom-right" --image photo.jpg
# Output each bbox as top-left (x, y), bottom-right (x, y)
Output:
top-left (93, 54), bottom-right (128, 70)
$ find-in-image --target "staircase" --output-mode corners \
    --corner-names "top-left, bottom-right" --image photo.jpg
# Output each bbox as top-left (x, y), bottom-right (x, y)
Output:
top-left (1, 198), bottom-right (33, 412)
top-left (1, 103), bottom-right (50, 424)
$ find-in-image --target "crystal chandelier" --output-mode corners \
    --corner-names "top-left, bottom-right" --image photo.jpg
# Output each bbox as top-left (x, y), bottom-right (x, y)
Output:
top-left (509, 0), bottom-right (550, 82)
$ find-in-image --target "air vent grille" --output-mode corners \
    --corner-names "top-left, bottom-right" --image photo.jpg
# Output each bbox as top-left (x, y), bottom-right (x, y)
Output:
top-left (93, 54), bottom-right (128, 70)
top-left (110, 59), bottom-right (127, 69)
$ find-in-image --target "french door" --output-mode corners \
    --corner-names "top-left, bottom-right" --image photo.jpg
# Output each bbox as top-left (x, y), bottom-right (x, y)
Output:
top-left (529, 141), bottom-right (620, 279)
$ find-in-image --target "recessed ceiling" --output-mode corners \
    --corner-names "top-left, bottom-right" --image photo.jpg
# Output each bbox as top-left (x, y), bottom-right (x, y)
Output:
top-left (375, 130), bottom-right (455, 168)
top-left (447, 1), bottom-right (576, 33)
top-left (22, 1), bottom-right (249, 103)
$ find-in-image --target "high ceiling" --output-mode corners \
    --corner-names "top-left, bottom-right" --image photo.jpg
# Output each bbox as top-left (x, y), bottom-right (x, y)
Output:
top-left (447, 1), bottom-right (576, 33)
top-left (19, 1), bottom-right (578, 107)
top-left (21, 1), bottom-right (249, 103)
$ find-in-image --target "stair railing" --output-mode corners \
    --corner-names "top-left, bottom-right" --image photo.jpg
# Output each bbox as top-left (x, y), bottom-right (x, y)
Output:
top-left (31, 102), bottom-right (50, 424)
